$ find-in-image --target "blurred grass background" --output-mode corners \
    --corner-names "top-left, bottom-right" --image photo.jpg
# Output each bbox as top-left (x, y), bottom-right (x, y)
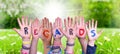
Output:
top-left (0, 0), bottom-right (120, 54)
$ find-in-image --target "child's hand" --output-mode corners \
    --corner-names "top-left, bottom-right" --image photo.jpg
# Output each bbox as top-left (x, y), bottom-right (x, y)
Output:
top-left (86, 19), bottom-right (103, 46)
top-left (63, 17), bottom-right (76, 40)
top-left (31, 18), bottom-right (41, 39)
top-left (76, 17), bottom-right (86, 39)
top-left (13, 16), bottom-right (32, 41)
top-left (40, 17), bottom-right (52, 44)
top-left (53, 17), bottom-right (63, 39)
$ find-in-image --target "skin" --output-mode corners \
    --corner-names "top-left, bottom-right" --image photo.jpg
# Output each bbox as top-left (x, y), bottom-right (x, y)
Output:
top-left (76, 16), bottom-right (87, 54)
top-left (30, 18), bottom-right (41, 54)
top-left (86, 19), bottom-right (103, 46)
top-left (40, 17), bottom-right (52, 54)
top-left (13, 16), bottom-right (32, 54)
top-left (63, 17), bottom-right (76, 54)
top-left (52, 17), bottom-right (64, 52)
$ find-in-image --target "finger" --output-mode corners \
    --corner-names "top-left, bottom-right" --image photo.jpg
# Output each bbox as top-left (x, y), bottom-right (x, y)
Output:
top-left (53, 23), bottom-right (55, 29)
top-left (55, 18), bottom-right (58, 27)
top-left (22, 16), bottom-right (25, 26)
top-left (85, 22), bottom-right (89, 31)
top-left (59, 18), bottom-right (62, 27)
top-left (71, 18), bottom-right (73, 27)
top-left (80, 17), bottom-right (82, 26)
top-left (44, 17), bottom-right (47, 28)
top-left (75, 16), bottom-right (79, 27)
top-left (64, 19), bottom-right (67, 27)
top-left (68, 17), bottom-right (70, 27)
top-left (82, 17), bottom-right (85, 26)
top-left (96, 29), bottom-right (104, 39)
top-left (49, 22), bottom-right (52, 31)
top-left (92, 19), bottom-right (94, 28)
top-left (25, 16), bottom-right (28, 26)
top-left (57, 17), bottom-right (59, 27)
top-left (95, 20), bottom-right (98, 29)
top-left (13, 28), bottom-right (21, 36)
top-left (46, 18), bottom-right (49, 28)
top-left (69, 17), bottom-right (72, 26)
top-left (17, 18), bottom-right (22, 28)
top-left (43, 18), bottom-right (46, 28)
top-left (29, 19), bottom-right (32, 27)
top-left (42, 19), bottom-right (44, 28)
top-left (89, 20), bottom-right (91, 29)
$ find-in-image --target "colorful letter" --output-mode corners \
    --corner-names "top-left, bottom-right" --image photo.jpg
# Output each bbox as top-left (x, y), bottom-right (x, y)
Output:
top-left (91, 30), bottom-right (96, 37)
top-left (34, 29), bottom-right (38, 35)
top-left (24, 27), bottom-right (28, 35)
top-left (54, 29), bottom-right (61, 37)
top-left (69, 28), bottom-right (73, 35)
top-left (79, 29), bottom-right (85, 36)
top-left (43, 30), bottom-right (49, 38)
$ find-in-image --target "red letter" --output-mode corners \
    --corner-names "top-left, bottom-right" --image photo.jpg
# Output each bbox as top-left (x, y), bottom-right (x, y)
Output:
top-left (34, 29), bottom-right (38, 35)
top-left (79, 29), bottom-right (85, 36)
top-left (43, 30), bottom-right (49, 38)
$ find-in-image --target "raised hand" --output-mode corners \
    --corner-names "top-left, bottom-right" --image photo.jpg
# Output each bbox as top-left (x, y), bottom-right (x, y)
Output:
top-left (53, 17), bottom-right (63, 39)
top-left (13, 16), bottom-right (32, 54)
top-left (76, 17), bottom-right (86, 39)
top-left (40, 17), bottom-right (52, 54)
top-left (86, 19), bottom-right (103, 46)
top-left (40, 17), bottom-right (52, 43)
top-left (64, 17), bottom-right (76, 40)
top-left (13, 16), bottom-right (32, 41)
top-left (31, 18), bottom-right (41, 39)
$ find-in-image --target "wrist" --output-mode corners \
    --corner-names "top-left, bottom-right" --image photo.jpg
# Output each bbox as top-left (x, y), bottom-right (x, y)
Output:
top-left (22, 38), bottom-right (30, 41)
top-left (88, 41), bottom-right (95, 46)
top-left (22, 41), bottom-right (31, 48)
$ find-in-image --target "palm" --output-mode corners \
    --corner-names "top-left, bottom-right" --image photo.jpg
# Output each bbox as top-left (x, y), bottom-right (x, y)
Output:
top-left (86, 19), bottom-right (103, 41)
top-left (13, 16), bottom-right (32, 39)
top-left (65, 27), bottom-right (76, 39)
top-left (41, 28), bottom-right (52, 41)
top-left (53, 18), bottom-right (63, 39)
top-left (31, 18), bottom-right (41, 39)
top-left (64, 17), bottom-right (76, 39)
top-left (40, 18), bottom-right (52, 42)
top-left (76, 17), bottom-right (86, 38)
top-left (19, 26), bottom-right (31, 38)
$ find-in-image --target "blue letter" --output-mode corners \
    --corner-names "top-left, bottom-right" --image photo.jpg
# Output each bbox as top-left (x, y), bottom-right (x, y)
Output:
top-left (91, 30), bottom-right (96, 37)
top-left (54, 29), bottom-right (61, 37)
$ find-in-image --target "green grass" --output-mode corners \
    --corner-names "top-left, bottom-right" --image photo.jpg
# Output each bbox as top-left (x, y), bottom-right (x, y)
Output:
top-left (0, 28), bottom-right (120, 54)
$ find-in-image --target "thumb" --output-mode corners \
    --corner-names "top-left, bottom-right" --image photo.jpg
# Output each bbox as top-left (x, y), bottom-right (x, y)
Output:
top-left (95, 29), bottom-right (104, 39)
top-left (13, 28), bottom-right (20, 33)
top-left (13, 28), bottom-right (21, 37)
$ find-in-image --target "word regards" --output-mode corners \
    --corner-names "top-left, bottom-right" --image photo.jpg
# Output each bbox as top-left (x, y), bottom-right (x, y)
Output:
top-left (54, 29), bottom-right (61, 37)
top-left (91, 30), bottom-right (96, 37)
top-left (79, 29), bottom-right (85, 36)
top-left (43, 30), bottom-right (50, 38)
top-left (24, 27), bottom-right (28, 35)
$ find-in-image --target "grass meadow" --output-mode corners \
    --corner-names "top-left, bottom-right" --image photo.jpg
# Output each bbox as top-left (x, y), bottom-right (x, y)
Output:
top-left (0, 28), bottom-right (120, 54)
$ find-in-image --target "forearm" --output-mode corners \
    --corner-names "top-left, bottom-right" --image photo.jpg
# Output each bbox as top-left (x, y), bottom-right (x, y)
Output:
top-left (78, 38), bottom-right (87, 54)
top-left (21, 38), bottom-right (31, 54)
top-left (65, 39), bottom-right (75, 53)
top-left (86, 41), bottom-right (96, 54)
top-left (43, 42), bottom-right (51, 54)
top-left (30, 38), bottom-right (39, 54)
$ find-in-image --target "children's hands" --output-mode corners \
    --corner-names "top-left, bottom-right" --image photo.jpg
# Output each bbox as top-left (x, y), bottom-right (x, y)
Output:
top-left (40, 17), bottom-right (52, 44)
top-left (86, 19), bottom-right (103, 46)
top-left (13, 16), bottom-right (32, 41)
top-left (76, 17), bottom-right (86, 39)
top-left (63, 17), bottom-right (76, 39)
top-left (31, 18), bottom-right (41, 39)
top-left (53, 17), bottom-right (63, 39)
